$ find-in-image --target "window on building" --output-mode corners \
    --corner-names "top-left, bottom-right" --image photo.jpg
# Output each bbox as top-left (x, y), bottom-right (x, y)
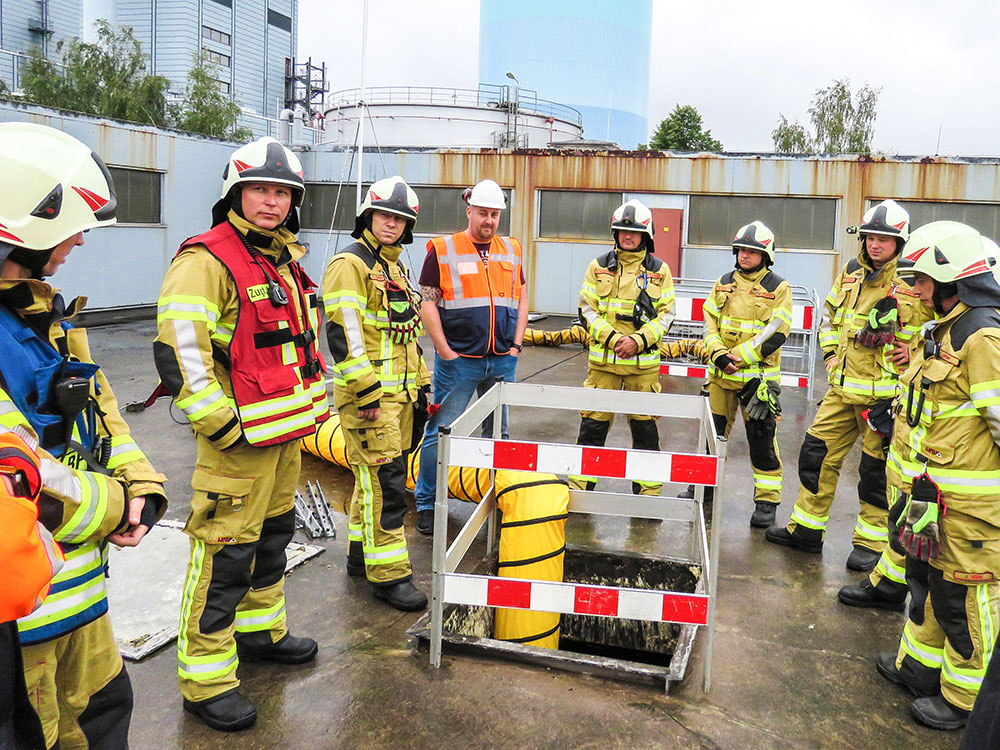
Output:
top-left (300, 184), bottom-right (358, 231)
top-left (208, 0), bottom-right (231, 7)
top-left (202, 26), bottom-right (230, 45)
top-left (688, 195), bottom-right (837, 250)
top-left (203, 48), bottom-right (231, 67)
top-left (108, 167), bottom-right (161, 224)
top-left (267, 10), bottom-right (292, 32)
top-left (873, 199), bottom-right (1000, 240)
top-left (214, 79), bottom-right (230, 94)
top-left (538, 190), bottom-right (622, 240)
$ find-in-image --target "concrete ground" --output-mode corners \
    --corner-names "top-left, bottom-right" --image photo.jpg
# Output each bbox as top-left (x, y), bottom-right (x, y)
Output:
top-left (88, 318), bottom-right (965, 750)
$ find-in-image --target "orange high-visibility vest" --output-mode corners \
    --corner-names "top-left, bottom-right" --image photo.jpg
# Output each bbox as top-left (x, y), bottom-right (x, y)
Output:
top-left (429, 232), bottom-right (523, 357)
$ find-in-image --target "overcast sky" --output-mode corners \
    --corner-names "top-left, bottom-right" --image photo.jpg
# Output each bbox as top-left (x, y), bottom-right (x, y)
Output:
top-left (298, 0), bottom-right (1000, 156)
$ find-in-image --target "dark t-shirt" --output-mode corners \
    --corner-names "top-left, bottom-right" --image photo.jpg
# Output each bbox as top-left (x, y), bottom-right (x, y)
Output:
top-left (419, 239), bottom-right (525, 288)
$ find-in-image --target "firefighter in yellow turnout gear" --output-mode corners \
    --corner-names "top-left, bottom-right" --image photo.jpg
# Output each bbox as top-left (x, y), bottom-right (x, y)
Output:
top-left (703, 221), bottom-right (792, 527)
top-left (155, 138), bottom-right (328, 732)
top-left (870, 221), bottom-right (1000, 732)
top-left (0, 123), bottom-right (167, 749)
top-left (767, 200), bottom-right (932, 571)
top-left (322, 176), bottom-right (431, 612)
top-left (569, 199), bottom-right (675, 495)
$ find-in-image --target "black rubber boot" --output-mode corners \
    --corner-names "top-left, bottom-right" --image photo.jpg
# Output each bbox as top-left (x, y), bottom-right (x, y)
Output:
top-left (678, 485), bottom-right (695, 500)
top-left (764, 524), bottom-right (823, 553)
top-left (838, 579), bottom-right (906, 612)
top-left (373, 579), bottom-right (428, 611)
top-left (875, 652), bottom-right (937, 697)
top-left (911, 695), bottom-right (969, 731)
top-left (347, 541), bottom-right (364, 577)
top-left (238, 633), bottom-right (318, 664)
top-left (183, 689), bottom-right (257, 732)
top-left (750, 501), bottom-right (777, 529)
top-left (846, 545), bottom-right (880, 572)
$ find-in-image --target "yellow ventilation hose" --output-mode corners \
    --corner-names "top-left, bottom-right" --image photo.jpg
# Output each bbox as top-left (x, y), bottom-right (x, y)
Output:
top-left (658, 338), bottom-right (709, 363)
top-left (493, 471), bottom-right (570, 649)
top-left (523, 325), bottom-right (708, 363)
top-left (302, 412), bottom-right (491, 502)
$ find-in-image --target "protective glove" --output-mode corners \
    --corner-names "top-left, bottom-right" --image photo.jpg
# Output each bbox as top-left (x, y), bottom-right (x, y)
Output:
top-left (714, 352), bottom-right (736, 372)
top-left (898, 472), bottom-right (945, 561)
top-left (857, 297), bottom-right (899, 348)
top-left (861, 399), bottom-right (894, 439)
top-left (412, 386), bottom-right (432, 445)
top-left (739, 378), bottom-right (781, 421)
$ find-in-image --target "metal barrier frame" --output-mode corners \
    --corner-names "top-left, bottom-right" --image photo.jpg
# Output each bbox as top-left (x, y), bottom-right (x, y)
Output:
top-left (428, 382), bottom-right (728, 692)
top-left (661, 277), bottom-right (822, 401)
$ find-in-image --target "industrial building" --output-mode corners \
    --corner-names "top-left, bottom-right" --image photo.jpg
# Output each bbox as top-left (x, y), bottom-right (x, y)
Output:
top-left (4, 99), bottom-right (1000, 318)
top-left (0, 0), bottom-right (306, 131)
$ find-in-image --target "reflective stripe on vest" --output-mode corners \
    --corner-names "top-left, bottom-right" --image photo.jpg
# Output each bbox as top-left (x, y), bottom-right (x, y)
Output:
top-left (180, 224), bottom-right (329, 446)
top-left (433, 233), bottom-right (522, 356)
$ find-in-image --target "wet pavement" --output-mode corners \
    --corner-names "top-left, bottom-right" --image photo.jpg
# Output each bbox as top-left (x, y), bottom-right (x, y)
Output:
top-left (88, 318), bottom-right (963, 749)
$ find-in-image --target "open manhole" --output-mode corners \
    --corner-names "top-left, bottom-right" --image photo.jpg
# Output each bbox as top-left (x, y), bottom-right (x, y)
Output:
top-left (408, 546), bottom-right (703, 690)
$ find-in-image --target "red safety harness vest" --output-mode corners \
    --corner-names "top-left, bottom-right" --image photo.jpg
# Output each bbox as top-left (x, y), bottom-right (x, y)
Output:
top-left (181, 223), bottom-right (329, 446)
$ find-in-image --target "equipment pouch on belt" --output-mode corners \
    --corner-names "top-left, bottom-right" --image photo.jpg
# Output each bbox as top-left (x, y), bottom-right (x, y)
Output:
top-left (861, 399), bottom-right (894, 439)
top-left (632, 288), bottom-right (656, 329)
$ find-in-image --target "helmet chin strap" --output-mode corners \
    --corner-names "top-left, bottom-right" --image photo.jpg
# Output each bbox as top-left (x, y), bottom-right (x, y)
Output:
top-left (931, 280), bottom-right (958, 315)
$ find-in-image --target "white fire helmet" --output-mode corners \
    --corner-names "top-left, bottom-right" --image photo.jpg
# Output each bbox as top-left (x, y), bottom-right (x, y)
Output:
top-left (353, 175), bottom-right (420, 244)
top-left (463, 179), bottom-right (507, 210)
top-left (859, 199), bottom-right (910, 243)
top-left (213, 137), bottom-right (305, 230)
top-left (897, 221), bottom-right (988, 283)
top-left (611, 199), bottom-right (654, 251)
top-left (732, 220), bottom-right (776, 264)
top-left (0, 122), bottom-right (116, 251)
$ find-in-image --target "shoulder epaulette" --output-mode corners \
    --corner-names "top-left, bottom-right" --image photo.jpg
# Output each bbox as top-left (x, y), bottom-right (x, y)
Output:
top-left (642, 253), bottom-right (664, 273)
top-left (845, 258), bottom-right (862, 275)
top-left (760, 271), bottom-right (785, 293)
top-left (720, 270), bottom-right (736, 285)
top-left (334, 241), bottom-right (377, 270)
top-left (950, 307), bottom-right (1000, 351)
top-left (596, 250), bottom-right (617, 271)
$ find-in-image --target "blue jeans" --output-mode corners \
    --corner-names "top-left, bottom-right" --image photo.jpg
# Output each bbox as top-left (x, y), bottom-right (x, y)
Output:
top-left (414, 352), bottom-right (518, 512)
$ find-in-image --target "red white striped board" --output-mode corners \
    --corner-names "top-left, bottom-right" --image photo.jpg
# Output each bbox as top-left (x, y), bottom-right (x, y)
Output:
top-left (657, 363), bottom-right (809, 390)
top-left (447, 437), bottom-right (719, 485)
top-left (444, 573), bottom-right (710, 626)
top-left (674, 295), bottom-right (814, 331)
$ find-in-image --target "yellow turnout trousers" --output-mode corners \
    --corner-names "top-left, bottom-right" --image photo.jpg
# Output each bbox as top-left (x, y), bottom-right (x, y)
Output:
top-left (708, 382), bottom-right (782, 505)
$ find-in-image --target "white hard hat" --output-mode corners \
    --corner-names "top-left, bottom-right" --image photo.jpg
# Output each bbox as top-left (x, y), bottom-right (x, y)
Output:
top-left (0, 122), bottom-right (116, 251)
top-left (463, 179), bottom-right (506, 209)
top-left (859, 199), bottom-right (910, 242)
top-left (732, 220), bottom-right (776, 264)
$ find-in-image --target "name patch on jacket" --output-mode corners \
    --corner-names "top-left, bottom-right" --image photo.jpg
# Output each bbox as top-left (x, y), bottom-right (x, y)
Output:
top-left (247, 284), bottom-right (270, 303)
top-left (752, 290), bottom-right (776, 299)
top-left (369, 273), bottom-right (386, 282)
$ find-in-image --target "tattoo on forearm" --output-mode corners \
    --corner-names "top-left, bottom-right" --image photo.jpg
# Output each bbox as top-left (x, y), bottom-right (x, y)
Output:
top-left (421, 286), bottom-right (442, 303)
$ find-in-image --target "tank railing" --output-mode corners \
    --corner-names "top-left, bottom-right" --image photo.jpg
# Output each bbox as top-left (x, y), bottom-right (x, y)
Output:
top-left (428, 381), bottom-right (727, 692)
top-left (326, 84), bottom-right (583, 127)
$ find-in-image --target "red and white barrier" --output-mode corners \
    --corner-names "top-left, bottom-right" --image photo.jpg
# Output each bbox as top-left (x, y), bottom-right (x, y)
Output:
top-left (658, 363), bottom-right (809, 389)
top-left (448, 437), bottom-right (719, 485)
top-left (673, 296), bottom-right (815, 330)
top-left (445, 573), bottom-right (710, 626)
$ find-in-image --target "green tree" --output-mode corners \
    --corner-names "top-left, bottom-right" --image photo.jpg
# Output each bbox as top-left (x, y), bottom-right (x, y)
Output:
top-left (649, 104), bottom-right (723, 152)
top-left (175, 52), bottom-right (252, 140)
top-left (21, 21), bottom-right (171, 126)
top-left (772, 78), bottom-right (881, 154)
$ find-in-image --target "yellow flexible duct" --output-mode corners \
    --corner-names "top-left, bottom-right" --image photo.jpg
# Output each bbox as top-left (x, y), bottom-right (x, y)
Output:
top-left (659, 338), bottom-right (709, 363)
top-left (523, 325), bottom-right (588, 347)
top-left (493, 470), bottom-right (569, 649)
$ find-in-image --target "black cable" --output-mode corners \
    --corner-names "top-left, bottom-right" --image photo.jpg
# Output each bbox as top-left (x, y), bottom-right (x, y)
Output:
top-left (520, 348), bottom-right (586, 382)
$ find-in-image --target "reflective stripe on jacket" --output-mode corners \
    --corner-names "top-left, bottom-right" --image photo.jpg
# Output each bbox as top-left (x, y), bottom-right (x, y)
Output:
top-left (822, 251), bottom-right (932, 404)
top-left (430, 232), bottom-right (523, 357)
top-left (322, 233), bottom-right (430, 410)
top-left (703, 267), bottom-right (791, 388)
top-left (579, 248), bottom-right (675, 374)
top-left (887, 303), bottom-right (1000, 531)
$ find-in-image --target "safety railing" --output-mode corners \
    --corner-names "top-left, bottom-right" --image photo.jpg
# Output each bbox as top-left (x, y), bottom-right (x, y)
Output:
top-left (428, 381), bottom-right (727, 692)
top-left (660, 278), bottom-right (822, 401)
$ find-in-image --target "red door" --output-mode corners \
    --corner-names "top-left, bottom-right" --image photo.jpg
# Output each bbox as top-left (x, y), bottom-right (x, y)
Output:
top-left (651, 208), bottom-right (683, 277)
